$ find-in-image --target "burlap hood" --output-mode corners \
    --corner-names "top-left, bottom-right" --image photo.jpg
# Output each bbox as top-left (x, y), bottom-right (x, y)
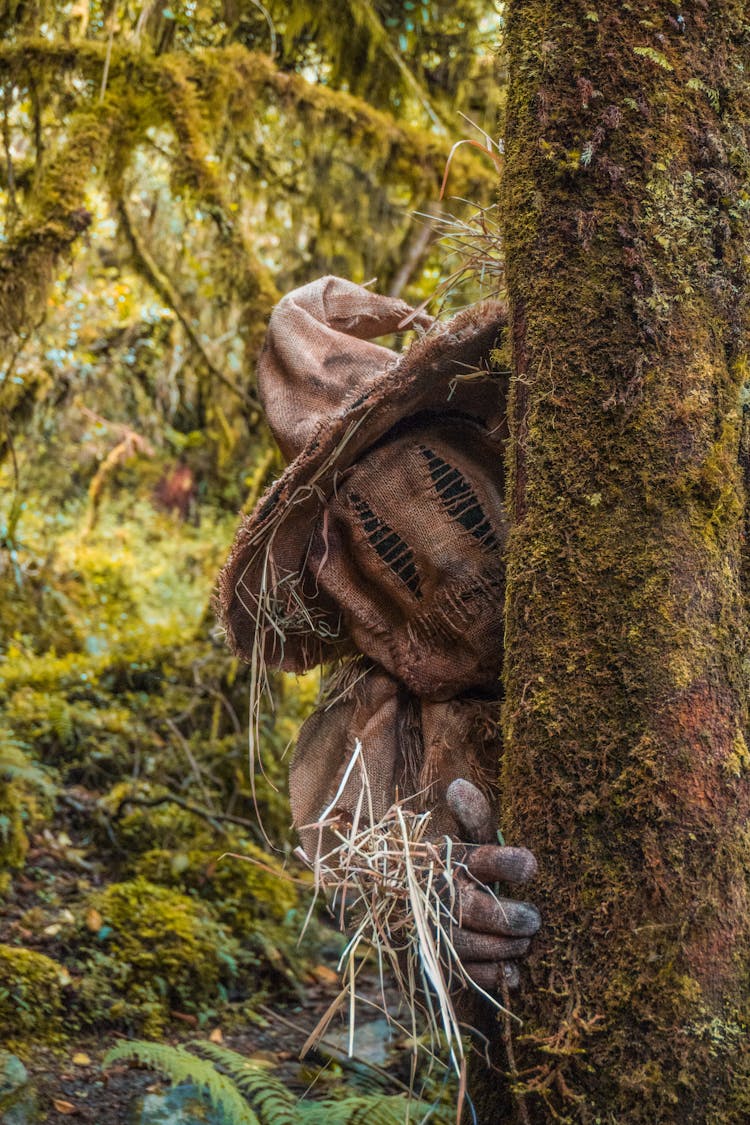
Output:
top-left (218, 277), bottom-right (508, 699)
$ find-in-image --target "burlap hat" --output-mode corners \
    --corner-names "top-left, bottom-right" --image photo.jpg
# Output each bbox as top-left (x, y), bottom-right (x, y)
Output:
top-left (218, 276), bottom-right (509, 700)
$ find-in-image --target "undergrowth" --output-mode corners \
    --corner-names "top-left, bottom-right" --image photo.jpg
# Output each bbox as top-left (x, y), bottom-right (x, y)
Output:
top-left (106, 1038), bottom-right (452, 1124)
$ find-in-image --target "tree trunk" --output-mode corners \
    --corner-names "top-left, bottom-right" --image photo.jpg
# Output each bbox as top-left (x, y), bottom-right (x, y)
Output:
top-left (476, 4), bottom-right (750, 1122)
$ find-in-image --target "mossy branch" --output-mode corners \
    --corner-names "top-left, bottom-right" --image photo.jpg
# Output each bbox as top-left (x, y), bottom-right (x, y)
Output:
top-left (117, 198), bottom-right (261, 412)
top-left (112, 791), bottom-right (259, 836)
top-left (0, 107), bottom-right (107, 343)
top-left (0, 39), bottom-right (497, 198)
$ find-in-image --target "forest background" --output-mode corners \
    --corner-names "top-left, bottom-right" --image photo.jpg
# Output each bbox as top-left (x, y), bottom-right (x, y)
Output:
top-left (0, 2), bottom-right (504, 1122)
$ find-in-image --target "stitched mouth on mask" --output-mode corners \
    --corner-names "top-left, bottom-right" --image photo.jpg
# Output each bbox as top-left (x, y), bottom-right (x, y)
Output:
top-left (348, 491), bottom-right (423, 599)
top-left (418, 446), bottom-right (501, 551)
top-left (406, 576), bottom-right (505, 643)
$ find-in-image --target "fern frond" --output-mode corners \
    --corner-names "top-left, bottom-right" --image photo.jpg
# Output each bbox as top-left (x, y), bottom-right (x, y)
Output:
top-left (0, 739), bottom-right (55, 794)
top-left (104, 1040), bottom-right (261, 1125)
top-left (191, 1039), bottom-right (296, 1124)
top-left (301, 1094), bottom-right (432, 1125)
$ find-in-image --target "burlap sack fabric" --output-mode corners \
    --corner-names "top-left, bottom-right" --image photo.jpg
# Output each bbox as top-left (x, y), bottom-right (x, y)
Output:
top-left (217, 276), bottom-right (509, 856)
top-left (289, 661), bottom-right (500, 858)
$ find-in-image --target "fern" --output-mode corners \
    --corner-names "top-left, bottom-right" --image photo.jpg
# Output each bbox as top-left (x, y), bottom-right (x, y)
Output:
top-left (191, 1040), bottom-right (296, 1125)
top-left (686, 77), bottom-right (721, 111)
top-left (0, 738), bottom-right (55, 794)
top-left (632, 45), bottom-right (674, 71)
top-left (301, 1094), bottom-right (429, 1124)
top-left (104, 1040), bottom-right (261, 1125)
top-left (106, 1039), bottom-right (444, 1125)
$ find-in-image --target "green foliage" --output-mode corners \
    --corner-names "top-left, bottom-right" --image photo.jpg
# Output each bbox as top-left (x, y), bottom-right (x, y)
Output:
top-left (632, 45), bottom-right (674, 71)
top-left (104, 1040), bottom-right (261, 1125)
top-left (0, 738), bottom-right (54, 893)
top-left (0, 0), bottom-right (494, 1101)
top-left (131, 838), bottom-right (318, 989)
top-left (133, 843), bottom-right (298, 927)
top-left (192, 1040), bottom-right (296, 1124)
top-left (0, 944), bottom-right (67, 1042)
top-left (0, 778), bottom-right (28, 892)
top-left (105, 1038), bottom-right (444, 1124)
top-left (0, 3), bottom-right (498, 491)
top-left (686, 77), bottom-right (721, 112)
top-left (80, 878), bottom-right (241, 1035)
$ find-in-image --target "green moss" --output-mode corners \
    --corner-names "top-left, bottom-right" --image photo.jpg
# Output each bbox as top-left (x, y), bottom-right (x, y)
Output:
top-left (101, 784), bottom-right (207, 854)
top-left (81, 878), bottom-right (240, 1036)
top-left (724, 731), bottom-right (750, 777)
top-left (0, 944), bottom-right (67, 1043)
top-left (134, 841), bottom-right (298, 928)
top-left (130, 839), bottom-right (320, 995)
top-left (0, 781), bottom-right (27, 895)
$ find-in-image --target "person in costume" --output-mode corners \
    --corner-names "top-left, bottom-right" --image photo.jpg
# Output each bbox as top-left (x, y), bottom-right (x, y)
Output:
top-left (218, 276), bottom-right (540, 992)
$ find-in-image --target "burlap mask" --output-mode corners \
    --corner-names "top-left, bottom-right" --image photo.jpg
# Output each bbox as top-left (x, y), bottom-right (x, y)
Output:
top-left (218, 277), bottom-right (509, 698)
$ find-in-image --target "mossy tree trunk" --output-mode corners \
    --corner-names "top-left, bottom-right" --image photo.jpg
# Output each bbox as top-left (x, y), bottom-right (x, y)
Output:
top-left (480, 3), bottom-right (750, 1122)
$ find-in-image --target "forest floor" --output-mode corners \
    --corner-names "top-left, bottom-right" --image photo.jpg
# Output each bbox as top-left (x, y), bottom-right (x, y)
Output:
top-left (23, 957), bottom-right (405, 1124)
top-left (0, 485), bottom-right (460, 1124)
top-left (2, 792), bottom-right (439, 1124)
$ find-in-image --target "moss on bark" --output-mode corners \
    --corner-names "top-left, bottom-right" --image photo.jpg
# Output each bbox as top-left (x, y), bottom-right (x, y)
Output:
top-left (481, 3), bottom-right (750, 1122)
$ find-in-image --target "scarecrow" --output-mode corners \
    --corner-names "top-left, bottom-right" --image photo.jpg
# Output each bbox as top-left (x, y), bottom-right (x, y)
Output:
top-left (218, 276), bottom-right (539, 993)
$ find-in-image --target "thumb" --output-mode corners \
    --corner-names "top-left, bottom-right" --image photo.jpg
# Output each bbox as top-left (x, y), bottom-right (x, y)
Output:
top-left (446, 779), bottom-right (497, 845)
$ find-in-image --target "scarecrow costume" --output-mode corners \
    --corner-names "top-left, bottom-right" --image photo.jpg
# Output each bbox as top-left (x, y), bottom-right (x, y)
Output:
top-left (218, 277), bottom-right (539, 989)
top-left (219, 275), bottom-right (509, 839)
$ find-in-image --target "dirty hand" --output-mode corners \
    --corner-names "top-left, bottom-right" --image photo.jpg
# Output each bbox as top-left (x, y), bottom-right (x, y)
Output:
top-left (445, 778), bottom-right (540, 992)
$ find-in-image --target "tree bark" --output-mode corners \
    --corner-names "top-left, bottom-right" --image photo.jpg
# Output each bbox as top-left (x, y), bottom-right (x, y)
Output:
top-left (476, 3), bottom-right (750, 1122)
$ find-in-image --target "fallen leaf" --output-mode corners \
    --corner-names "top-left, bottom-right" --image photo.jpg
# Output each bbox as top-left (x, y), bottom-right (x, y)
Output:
top-left (310, 964), bottom-right (339, 985)
top-left (52, 1099), bottom-right (78, 1115)
top-left (85, 909), bottom-right (102, 932)
top-left (246, 1051), bottom-right (276, 1067)
top-left (208, 1027), bottom-right (223, 1043)
top-left (72, 1052), bottom-right (91, 1066)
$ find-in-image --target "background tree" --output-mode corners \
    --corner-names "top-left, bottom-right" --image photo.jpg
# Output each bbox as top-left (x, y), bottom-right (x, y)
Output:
top-left (0, 0), bottom-right (499, 495)
top-left (481, 3), bottom-right (750, 1122)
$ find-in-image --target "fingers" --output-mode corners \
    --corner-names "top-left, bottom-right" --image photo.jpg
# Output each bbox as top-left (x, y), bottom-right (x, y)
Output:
top-left (451, 931), bottom-right (530, 962)
top-left (457, 884), bottom-right (541, 938)
top-left (465, 961), bottom-right (520, 992)
top-left (446, 779), bottom-right (496, 844)
top-left (466, 845), bottom-right (538, 885)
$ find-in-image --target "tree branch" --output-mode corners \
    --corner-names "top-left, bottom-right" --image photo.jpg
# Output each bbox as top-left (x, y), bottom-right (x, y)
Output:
top-left (116, 198), bottom-right (261, 412)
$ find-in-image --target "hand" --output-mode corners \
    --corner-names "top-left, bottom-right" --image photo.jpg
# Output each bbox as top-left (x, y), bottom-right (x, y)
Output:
top-left (445, 779), bottom-right (540, 992)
